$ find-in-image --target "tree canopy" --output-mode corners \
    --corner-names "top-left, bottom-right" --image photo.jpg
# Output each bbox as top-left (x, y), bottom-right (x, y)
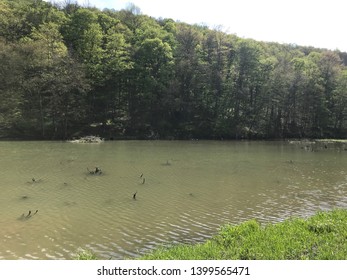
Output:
top-left (1, 0), bottom-right (347, 140)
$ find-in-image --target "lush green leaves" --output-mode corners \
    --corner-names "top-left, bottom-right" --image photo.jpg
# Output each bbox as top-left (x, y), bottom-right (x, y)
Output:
top-left (140, 209), bottom-right (347, 260)
top-left (1, 0), bottom-right (347, 139)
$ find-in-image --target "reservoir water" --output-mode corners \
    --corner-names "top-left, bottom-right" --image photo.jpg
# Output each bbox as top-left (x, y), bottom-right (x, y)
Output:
top-left (0, 140), bottom-right (346, 259)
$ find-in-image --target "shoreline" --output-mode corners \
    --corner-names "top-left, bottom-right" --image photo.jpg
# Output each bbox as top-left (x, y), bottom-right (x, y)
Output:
top-left (76, 209), bottom-right (347, 260)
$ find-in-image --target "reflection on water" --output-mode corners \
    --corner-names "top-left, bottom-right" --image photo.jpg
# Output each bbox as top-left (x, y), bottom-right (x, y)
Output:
top-left (0, 140), bottom-right (346, 259)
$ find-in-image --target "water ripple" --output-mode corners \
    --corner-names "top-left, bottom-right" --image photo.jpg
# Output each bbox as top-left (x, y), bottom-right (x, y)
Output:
top-left (1, 141), bottom-right (347, 259)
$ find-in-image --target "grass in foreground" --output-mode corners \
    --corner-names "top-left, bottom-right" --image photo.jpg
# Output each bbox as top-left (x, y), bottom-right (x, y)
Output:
top-left (74, 209), bottom-right (347, 260)
top-left (74, 248), bottom-right (98, 260)
top-left (140, 209), bottom-right (347, 260)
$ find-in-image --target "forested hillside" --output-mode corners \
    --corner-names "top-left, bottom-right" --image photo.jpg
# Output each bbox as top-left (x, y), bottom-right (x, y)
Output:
top-left (1, 0), bottom-right (347, 140)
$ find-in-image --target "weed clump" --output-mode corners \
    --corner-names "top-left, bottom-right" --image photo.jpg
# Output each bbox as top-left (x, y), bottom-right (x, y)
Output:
top-left (140, 209), bottom-right (347, 260)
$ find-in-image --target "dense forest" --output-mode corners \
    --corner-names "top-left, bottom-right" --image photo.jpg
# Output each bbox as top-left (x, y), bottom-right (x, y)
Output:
top-left (1, 0), bottom-right (347, 140)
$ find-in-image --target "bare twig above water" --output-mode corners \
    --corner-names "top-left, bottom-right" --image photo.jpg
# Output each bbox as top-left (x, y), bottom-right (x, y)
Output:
top-left (161, 160), bottom-right (172, 166)
top-left (18, 210), bottom-right (38, 221)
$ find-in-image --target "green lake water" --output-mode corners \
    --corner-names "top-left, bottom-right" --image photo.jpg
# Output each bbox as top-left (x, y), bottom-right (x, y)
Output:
top-left (0, 140), bottom-right (346, 259)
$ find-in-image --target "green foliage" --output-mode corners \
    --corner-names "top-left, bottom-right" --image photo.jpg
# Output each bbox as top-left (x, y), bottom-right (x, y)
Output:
top-left (1, 0), bottom-right (347, 139)
top-left (140, 209), bottom-right (347, 260)
top-left (74, 248), bottom-right (98, 260)
top-left (0, 39), bottom-right (23, 134)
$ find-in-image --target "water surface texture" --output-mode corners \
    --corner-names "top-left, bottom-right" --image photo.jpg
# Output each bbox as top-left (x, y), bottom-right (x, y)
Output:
top-left (0, 140), bottom-right (346, 259)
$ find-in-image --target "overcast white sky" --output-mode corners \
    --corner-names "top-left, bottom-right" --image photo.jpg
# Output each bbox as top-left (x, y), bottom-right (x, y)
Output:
top-left (56, 0), bottom-right (346, 51)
